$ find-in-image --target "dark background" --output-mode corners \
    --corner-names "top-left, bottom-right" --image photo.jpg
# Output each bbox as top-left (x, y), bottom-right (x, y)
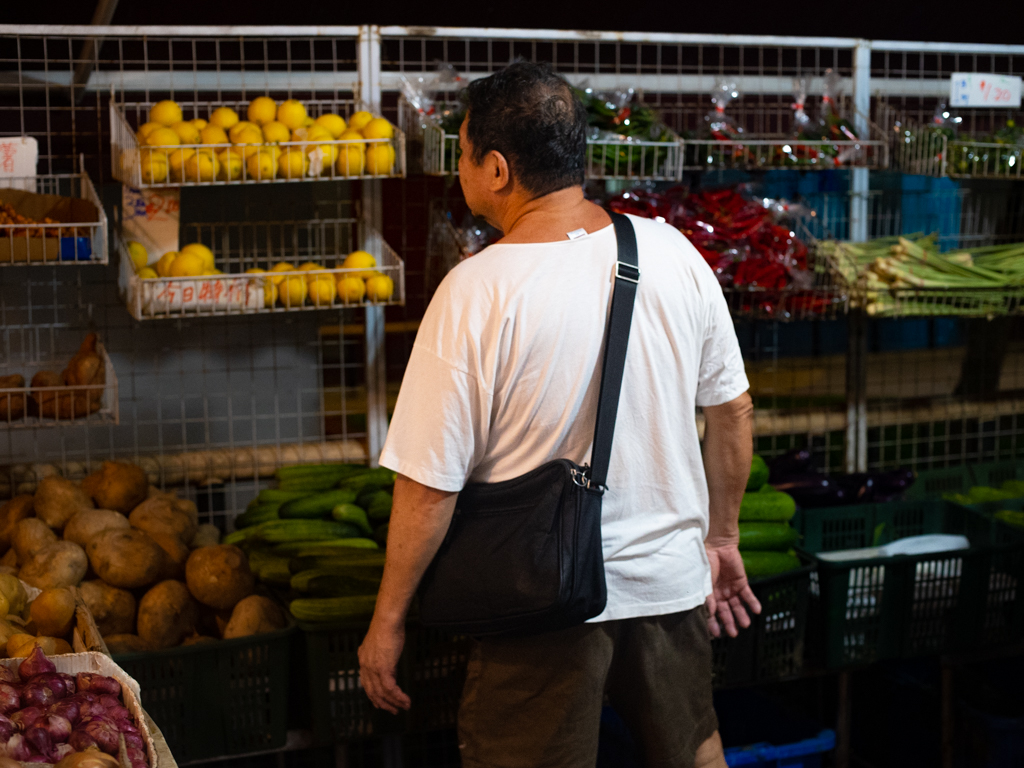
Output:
top-left (4, 0), bottom-right (1024, 46)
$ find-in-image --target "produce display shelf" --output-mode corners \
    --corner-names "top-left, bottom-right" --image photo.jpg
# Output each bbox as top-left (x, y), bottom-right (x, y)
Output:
top-left (721, 252), bottom-right (849, 322)
top-left (0, 341), bottom-right (119, 428)
top-left (0, 172), bottom-right (108, 265)
top-left (301, 621), bottom-right (470, 743)
top-left (794, 500), bottom-right (1024, 669)
top-left (110, 100), bottom-right (406, 188)
top-left (118, 220), bottom-right (405, 320)
top-left (112, 624), bottom-right (296, 764)
top-left (712, 554), bottom-right (813, 688)
top-left (681, 131), bottom-right (888, 172)
top-left (893, 127), bottom-right (1023, 181)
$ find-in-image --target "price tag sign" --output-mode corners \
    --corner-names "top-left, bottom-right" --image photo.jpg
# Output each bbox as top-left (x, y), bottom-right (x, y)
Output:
top-left (0, 137), bottom-right (39, 190)
top-left (121, 185), bottom-right (180, 264)
top-left (950, 73), bottom-right (1022, 108)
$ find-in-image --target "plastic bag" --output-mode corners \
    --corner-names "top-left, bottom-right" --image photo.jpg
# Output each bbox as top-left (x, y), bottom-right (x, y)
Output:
top-left (400, 62), bottom-right (464, 120)
top-left (706, 79), bottom-right (743, 140)
top-left (791, 77), bottom-right (812, 137)
top-left (819, 69), bottom-right (857, 141)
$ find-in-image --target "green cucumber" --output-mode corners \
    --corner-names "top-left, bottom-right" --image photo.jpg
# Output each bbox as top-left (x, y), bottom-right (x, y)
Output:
top-left (738, 522), bottom-right (799, 551)
top-left (289, 551), bottom-right (385, 573)
top-left (234, 503), bottom-right (280, 529)
top-left (279, 489), bottom-right (358, 519)
top-left (258, 489), bottom-right (315, 505)
top-left (739, 491), bottom-right (796, 522)
top-left (272, 538), bottom-right (382, 558)
top-left (741, 550), bottom-right (801, 578)
top-left (331, 503), bottom-right (373, 535)
top-left (252, 519), bottom-right (358, 544)
top-left (290, 569), bottom-right (382, 597)
top-left (747, 454), bottom-right (770, 492)
top-left (365, 490), bottom-right (393, 521)
top-left (290, 595), bottom-right (377, 623)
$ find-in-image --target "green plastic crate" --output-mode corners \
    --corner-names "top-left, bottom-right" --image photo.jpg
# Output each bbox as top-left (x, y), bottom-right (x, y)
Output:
top-left (970, 460), bottom-right (1024, 490)
top-left (302, 622), bottom-right (470, 744)
top-left (113, 625), bottom-right (295, 762)
top-left (794, 500), bottom-right (1024, 668)
top-left (712, 555), bottom-right (812, 687)
top-left (902, 465), bottom-right (975, 500)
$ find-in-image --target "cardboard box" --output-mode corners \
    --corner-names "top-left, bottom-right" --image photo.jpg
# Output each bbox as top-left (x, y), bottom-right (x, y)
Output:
top-left (0, 187), bottom-right (101, 264)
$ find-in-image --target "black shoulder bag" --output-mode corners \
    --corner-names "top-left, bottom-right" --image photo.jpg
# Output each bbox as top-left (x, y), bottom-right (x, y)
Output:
top-left (417, 213), bottom-right (640, 636)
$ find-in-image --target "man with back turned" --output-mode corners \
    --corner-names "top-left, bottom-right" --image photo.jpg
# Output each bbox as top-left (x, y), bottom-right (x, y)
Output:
top-left (359, 62), bottom-right (759, 768)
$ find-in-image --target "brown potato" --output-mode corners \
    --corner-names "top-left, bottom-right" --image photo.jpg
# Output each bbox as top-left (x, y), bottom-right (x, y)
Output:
top-left (12, 518), bottom-right (58, 562)
top-left (191, 523), bottom-right (221, 549)
top-left (0, 495), bottom-right (34, 551)
top-left (104, 634), bottom-right (153, 654)
top-left (148, 531), bottom-right (190, 580)
top-left (33, 475), bottom-right (93, 530)
top-left (222, 595), bottom-right (287, 639)
top-left (129, 496), bottom-right (197, 544)
top-left (86, 528), bottom-right (166, 589)
top-left (137, 580), bottom-right (198, 649)
top-left (19, 541), bottom-right (88, 589)
top-left (0, 374), bottom-right (25, 423)
top-left (78, 580), bottom-right (136, 637)
top-left (80, 461), bottom-right (148, 514)
top-left (63, 508), bottom-right (131, 548)
top-left (30, 587), bottom-right (76, 637)
top-left (185, 544), bottom-right (255, 611)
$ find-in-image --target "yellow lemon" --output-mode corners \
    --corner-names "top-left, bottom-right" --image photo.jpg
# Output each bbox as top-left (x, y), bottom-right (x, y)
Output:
top-left (149, 100), bottom-right (183, 126)
top-left (185, 149), bottom-right (219, 182)
top-left (365, 143), bottom-right (396, 175)
top-left (336, 275), bottom-right (366, 304)
top-left (232, 124), bottom-right (264, 146)
top-left (247, 96), bottom-right (278, 126)
top-left (342, 250), bottom-right (377, 279)
top-left (216, 148), bottom-right (244, 181)
top-left (127, 241), bottom-right (149, 270)
top-left (155, 251), bottom-right (178, 277)
top-left (290, 127), bottom-right (310, 142)
top-left (365, 274), bottom-right (395, 302)
top-left (137, 122), bottom-right (163, 140)
top-left (279, 275), bottom-right (308, 307)
top-left (278, 148), bottom-right (308, 179)
top-left (140, 152), bottom-right (168, 184)
top-left (170, 121), bottom-right (200, 144)
top-left (304, 125), bottom-right (333, 143)
top-left (348, 110), bottom-right (374, 132)
top-left (190, 118), bottom-right (208, 130)
top-left (246, 148), bottom-right (278, 181)
top-left (169, 251), bottom-right (205, 277)
top-left (315, 113), bottom-right (347, 138)
top-left (145, 127), bottom-right (180, 148)
top-left (339, 128), bottom-right (365, 142)
top-left (302, 116), bottom-right (315, 127)
top-left (166, 147), bottom-right (196, 181)
top-left (277, 100), bottom-right (308, 131)
top-left (209, 106), bottom-right (240, 130)
top-left (297, 261), bottom-right (324, 276)
top-left (263, 281), bottom-right (279, 307)
top-left (361, 117), bottom-right (394, 140)
top-left (138, 267), bottom-right (159, 279)
top-left (200, 125), bottom-right (229, 145)
top-left (262, 121), bottom-right (290, 143)
top-left (269, 262), bottom-right (296, 285)
top-left (180, 242), bottom-right (215, 272)
top-left (307, 275), bottom-right (337, 306)
top-left (245, 267), bottom-right (265, 274)
top-left (228, 121), bottom-right (257, 143)
top-left (336, 144), bottom-right (365, 176)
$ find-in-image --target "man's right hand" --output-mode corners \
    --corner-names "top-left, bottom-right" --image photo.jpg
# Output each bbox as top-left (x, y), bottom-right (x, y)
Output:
top-left (705, 541), bottom-right (761, 638)
top-left (358, 617), bottom-right (411, 715)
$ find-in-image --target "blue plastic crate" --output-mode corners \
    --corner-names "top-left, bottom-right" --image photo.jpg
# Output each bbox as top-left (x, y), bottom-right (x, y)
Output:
top-left (724, 730), bottom-right (836, 767)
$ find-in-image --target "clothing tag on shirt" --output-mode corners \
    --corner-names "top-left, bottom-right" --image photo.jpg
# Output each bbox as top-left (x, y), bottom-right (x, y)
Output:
top-left (566, 228), bottom-right (588, 240)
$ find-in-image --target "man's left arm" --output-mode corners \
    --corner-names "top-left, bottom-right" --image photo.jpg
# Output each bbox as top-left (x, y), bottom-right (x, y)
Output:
top-left (358, 474), bottom-right (457, 714)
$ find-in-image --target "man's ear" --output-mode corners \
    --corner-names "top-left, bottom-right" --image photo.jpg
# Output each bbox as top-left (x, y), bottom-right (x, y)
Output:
top-left (486, 150), bottom-right (511, 193)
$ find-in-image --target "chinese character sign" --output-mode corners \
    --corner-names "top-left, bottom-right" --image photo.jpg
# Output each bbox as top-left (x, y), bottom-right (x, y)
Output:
top-left (121, 185), bottom-right (180, 263)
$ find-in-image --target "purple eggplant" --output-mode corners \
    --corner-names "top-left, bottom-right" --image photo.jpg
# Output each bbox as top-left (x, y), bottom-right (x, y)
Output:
top-left (771, 473), bottom-right (848, 508)
top-left (768, 448), bottom-right (814, 483)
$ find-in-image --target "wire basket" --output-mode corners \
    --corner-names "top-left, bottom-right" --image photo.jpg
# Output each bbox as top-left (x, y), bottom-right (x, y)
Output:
top-left (585, 132), bottom-right (683, 181)
top-left (110, 100), bottom-right (406, 188)
top-left (118, 221), bottom-right (405, 320)
top-left (0, 341), bottom-right (118, 428)
top-left (0, 172), bottom-right (108, 265)
top-left (721, 247), bottom-right (849, 322)
top-left (891, 118), bottom-right (1024, 181)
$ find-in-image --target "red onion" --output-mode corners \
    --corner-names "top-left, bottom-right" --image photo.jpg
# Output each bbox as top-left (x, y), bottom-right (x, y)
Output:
top-left (0, 714), bottom-right (14, 741)
top-left (49, 699), bottom-right (80, 725)
top-left (105, 705), bottom-right (130, 723)
top-left (0, 668), bottom-right (17, 685)
top-left (122, 731), bottom-right (144, 751)
top-left (39, 714), bottom-right (71, 742)
top-left (75, 675), bottom-right (120, 697)
top-left (5, 733), bottom-right (32, 761)
top-left (119, 720), bottom-right (139, 735)
top-left (59, 674), bottom-right (76, 695)
top-left (18, 648), bottom-right (55, 680)
top-left (30, 673), bottom-right (67, 700)
top-left (0, 684), bottom-right (19, 715)
top-left (78, 718), bottom-right (119, 755)
top-left (127, 746), bottom-right (148, 767)
top-left (20, 682), bottom-right (56, 710)
top-left (70, 692), bottom-right (98, 703)
top-left (68, 729), bottom-right (96, 751)
top-left (52, 743), bottom-right (75, 761)
top-left (25, 756), bottom-right (48, 764)
top-left (12, 707), bottom-right (44, 732)
top-left (25, 723), bottom-right (55, 761)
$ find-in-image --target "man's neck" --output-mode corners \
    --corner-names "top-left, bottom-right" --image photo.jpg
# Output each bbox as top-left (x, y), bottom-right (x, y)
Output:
top-left (491, 187), bottom-right (611, 245)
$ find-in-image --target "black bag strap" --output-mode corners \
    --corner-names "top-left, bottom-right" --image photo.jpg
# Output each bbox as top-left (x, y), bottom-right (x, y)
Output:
top-left (589, 212), bottom-right (639, 490)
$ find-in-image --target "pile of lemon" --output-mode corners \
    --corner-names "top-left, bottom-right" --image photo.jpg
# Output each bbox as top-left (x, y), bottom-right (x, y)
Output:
top-left (136, 98), bottom-right (397, 184)
top-left (127, 240), bottom-right (395, 308)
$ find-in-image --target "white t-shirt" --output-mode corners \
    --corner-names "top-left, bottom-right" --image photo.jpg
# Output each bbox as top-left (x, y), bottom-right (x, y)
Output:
top-left (379, 214), bottom-right (749, 622)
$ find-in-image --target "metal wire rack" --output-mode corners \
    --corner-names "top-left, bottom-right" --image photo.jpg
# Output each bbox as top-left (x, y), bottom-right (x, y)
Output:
top-left (111, 100), bottom-right (406, 187)
top-left (889, 115), bottom-right (1023, 180)
top-left (0, 170), bottom-right (108, 265)
top-left (116, 220), bottom-right (405, 320)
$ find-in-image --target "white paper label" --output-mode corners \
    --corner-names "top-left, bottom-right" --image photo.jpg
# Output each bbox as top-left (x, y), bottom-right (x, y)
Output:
top-left (121, 185), bottom-right (180, 265)
top-left (950, 73), bottom-right (1022, 108)
top-left (0, 136), bottom-right (39, 185)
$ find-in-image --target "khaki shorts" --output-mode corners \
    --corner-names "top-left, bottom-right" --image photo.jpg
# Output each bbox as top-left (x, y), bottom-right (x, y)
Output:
top-left (457, 606), bottom-right (718, 768)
